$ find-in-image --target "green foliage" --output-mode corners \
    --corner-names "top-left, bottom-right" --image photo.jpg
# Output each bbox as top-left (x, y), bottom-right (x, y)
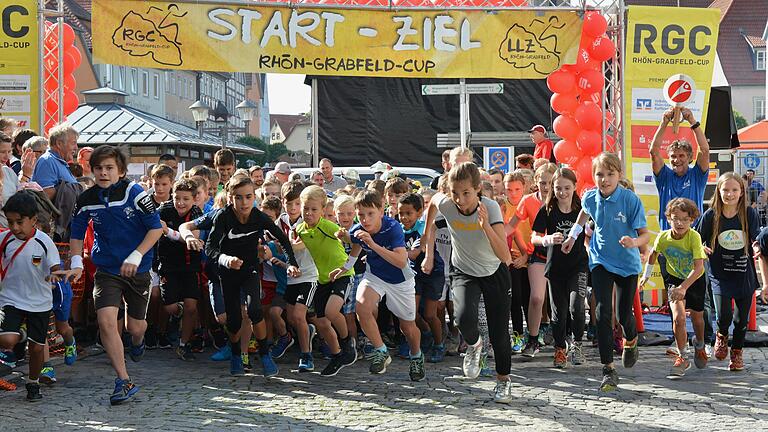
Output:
top-left (733, 110), bottom-right (748, 129)
top-left (235, 136), bottom-right (289, 167)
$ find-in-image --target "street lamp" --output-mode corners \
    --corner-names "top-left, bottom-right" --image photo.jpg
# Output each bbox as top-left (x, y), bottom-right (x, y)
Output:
top-left (189, 98), bottom-right (258, 149)
top-left (236, 99), bottom-right (258, 135)
top-left (189, 100), bottom-right (211, 139)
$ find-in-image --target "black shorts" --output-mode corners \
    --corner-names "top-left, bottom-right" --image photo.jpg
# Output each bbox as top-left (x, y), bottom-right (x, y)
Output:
top-left (529, 246), bottom-right (547, 265)
top-left (94, 271), bottom-right (152, 320)
top-left (284, 281), bottom-right (318, 307)
top-left (415, 272), bottom-right (444, 301)
top-left (0, 306), bottom-right (49, 345)
top-left (663, 273), bottom-right (706, 312)
top-left (160, 272), bottom-right (201, 305)
top-left (314, 276), bottom-right (351, 318)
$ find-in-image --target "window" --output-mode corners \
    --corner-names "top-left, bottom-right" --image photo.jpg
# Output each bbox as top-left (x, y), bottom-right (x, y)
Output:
top-left (142, 71), bottom-right (149, 96)
top-left (757, 50), bottom-right (766, 71)
top-left (153, 74), bottom-right (159, 99)
top-left (105, 65), bottom-right (112, 87)
top-left (117, 67), bottom-right (125, 90)
top-left (164, 71), bottom-right (169, 88)
top-left (130, 68), bottom-right (138, 94)
top-left (755, 97), bottom-right (766, 122)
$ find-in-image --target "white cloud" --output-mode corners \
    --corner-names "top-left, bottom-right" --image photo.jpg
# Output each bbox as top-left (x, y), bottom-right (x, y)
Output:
top-left (267, 73), bottom-right (311, 115)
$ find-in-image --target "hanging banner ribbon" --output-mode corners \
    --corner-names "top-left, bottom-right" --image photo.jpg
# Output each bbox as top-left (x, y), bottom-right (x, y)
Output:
top-left (92, 0), bottom-right (582, 79)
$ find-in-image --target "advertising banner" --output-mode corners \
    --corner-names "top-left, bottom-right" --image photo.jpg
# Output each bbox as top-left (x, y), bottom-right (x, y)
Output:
top-left (93, 0), bottom-right (582, 79)
top-left (0, 1), bottom-right (39, 131)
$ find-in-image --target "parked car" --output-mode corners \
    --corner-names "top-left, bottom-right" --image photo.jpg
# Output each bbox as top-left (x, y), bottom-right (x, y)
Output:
top-left (291, 166), bottom-right (440, 189)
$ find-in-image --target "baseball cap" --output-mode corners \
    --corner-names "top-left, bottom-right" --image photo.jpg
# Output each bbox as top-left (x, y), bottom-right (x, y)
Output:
top-left (78, 146), bottom-right (94, 158)
top-left (528, 125), bottom-right (546, 134)
top-left (370, 161), bottom-right (390, 173)
top-left (343, 168), bottom-right (360, 182)
top-left (274, 161), bottom-right (291, 174)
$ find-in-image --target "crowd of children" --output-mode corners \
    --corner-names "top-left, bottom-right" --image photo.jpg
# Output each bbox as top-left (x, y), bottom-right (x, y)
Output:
top-left (0, 138), bottom-right (764, 406)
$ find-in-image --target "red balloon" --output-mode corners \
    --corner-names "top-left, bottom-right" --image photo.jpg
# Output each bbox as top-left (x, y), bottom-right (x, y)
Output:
top-left (64, 74), bottom-right (76, 92)
top-left (590, 37), bottom-right (616, 62)
top-left (63, 51), bottom-right (77, 75)
top-left (553, 115), bottom-right (580, 141)
top-left (583, 12), bottom-right (608, 38)
top-left (67, 45), bottom-right (82, 69)
top-left (554, 140), bottom-right (581, 165)
top-left (574, 102), bottom-right (603, 131)
top-left (63, 90), bottom-right (79, 116)
top-left (577, 69), bottom-right (603, 94)
top-left (547, 69), bottom-right (577, 94)
top-left (575, 157), bottom-right (594, 183)
top-left (576, 130), bottom-right (602, 156)
top-left (551, 93), bottom-right (579, 115)
top-left (573, 48), bottom-right (592, 73)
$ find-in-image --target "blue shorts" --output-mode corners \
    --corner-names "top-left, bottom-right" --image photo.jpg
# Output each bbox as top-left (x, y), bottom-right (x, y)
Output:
top-left (343, 274), bottom-right (364, 314)
top-left (415, 272), bottom-right (445, 301)
top-left (52, 280), bottom-right (73, 322)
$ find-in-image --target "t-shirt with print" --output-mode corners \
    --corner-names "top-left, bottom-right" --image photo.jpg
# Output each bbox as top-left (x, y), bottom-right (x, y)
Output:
top-left (582, 186), bottom-right (646, 277)
top-left (436, 194), bottom-right (504, 278)
top-left (403, 219), bottom-right (444, 278)
top-left (277, 213), bottom-right (319, 285)
top-left (515, 192), bottom-right (546, 258)
top-left (655, 164), bottom-right (707, 230)
top-left (652, 229), bottom-right (706, 280)
top-left (532, 205), bottom-right (587, 278)
top-left (697, 207), bottom-right (759, 299)
top-left (0, 230), bottom-right (60, 312)
top-left (434, 215), bottom-right (452, 276)
top-left (350, 215), bottom-right (413, 284)
top-left (296, 218), bottom-right (353, 284)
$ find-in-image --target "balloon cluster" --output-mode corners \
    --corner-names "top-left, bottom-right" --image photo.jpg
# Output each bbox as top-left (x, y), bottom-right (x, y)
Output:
top-left (43, 22), bottom-right (81, 134)
top-left (547, 11), bottom-right (616, 195)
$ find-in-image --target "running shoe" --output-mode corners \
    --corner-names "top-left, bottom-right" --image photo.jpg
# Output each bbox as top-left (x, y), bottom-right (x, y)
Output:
top-left (553, 347), bottom-right (568, 368)
top-left (230, 354), bottom-right (245, 376)
top-left (493, 379), bottom-right (513, 404)
top-left (521, 338), bottom-right (540, 358)
top-left (340, 339), bottom-right (357, 367)
top-left (570, 341), bottom-right (586, 366)
top-left (599, 366), bottom-right (619, 392)
top-left (176, 343), bottom-right (196, 361)
top-left (298, 353), bottom-right (314, 372)
top-left (409, 352), bottom-right (426, 382)
top-left (714, 333), bottom-right (729, 361)
top-left (693, 338), bottom-right (708, 369)
top-left (321, 354), bottom-right (346, 377)
top-left (26, 382), bottom-right (42, 402)
top-left (397, 340), bottom-right (410, 359)
top-left (622, 339), bottom-right (639, 368)
top-left (0, 351), bottom-right (17, 368)
top-left (462, 337), bottom-right (483, 379)
top-left (361, 339), bottom-right (376, 360)
top-left (318, 340), bottom-right (333, 360)
top-left (541, 323), bottom-right (554, 346)
top-left (248, 337), bottom-right (258, 354)
top-left (271, 333), bottom-right (294, 359)
top-left (261, 353), bottom-right (279, 377)
top-left (210, 345), bottom-right (232, 361)
top-left (479, 354), bottom-right (493, 377)
top-left (157, 333), bottom-right (172, 349)
top-left (444, 334), bottom-right (459, 356)
top-left (39, 366), bottom-right (56, 385)
top-left (129, 339), bottom-right (145, 362)
top-left (242, 353), bottom-right (252, 373)
top-left (64, 338), bottom-right (77, 366)
top-left (369, 349), bottom-right (392, 374)
top-left (586, 324), bottom-right (596, 341)
top-left (144, 329), bottom-right (158, 350)
top-left (429, 344), bottom-right (446, 363)
top-left (510, 332), bottom-right (524, 355)
top-left (667, 356), bottom-right (691, 379)
top-left (420, 331), bottom-right (434, 353)
top-left (110, 378), bottom-right (139, 405)
top-left (729, 348), bottom-right (744, 371)
top-left (666, 340), bottom-right (680, 357)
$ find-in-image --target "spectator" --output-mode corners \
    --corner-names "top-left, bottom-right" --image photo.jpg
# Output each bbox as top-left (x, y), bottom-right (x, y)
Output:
top-left (11, 129), bottom-right (36, 175)
top-left (319, 158), bottom-right (348, 192)
top-left (744, 169), bottom-right (765, 205)
top-left (249, 165), bottom-right (264, 187)
top-left (158, 153), bottom-right (178, 177)
top-left (77, 147), bottom-right (94, 177)
top-left (529, 125), bottom-right (555, 163)
top-left (343, 168), bottom-right (360, 186)
top-left (515, 154), bottom-right (535, 170)
top-left (0, 118), bottom-right (18, 138)
top-left (0, 132), bottom-right (20, 228)
top-left (311, 170), bottom-right (325, 187)
top-left (69, 162), bottom-right (84, 178)
top-left (273, 161), bottom-right (291, 184)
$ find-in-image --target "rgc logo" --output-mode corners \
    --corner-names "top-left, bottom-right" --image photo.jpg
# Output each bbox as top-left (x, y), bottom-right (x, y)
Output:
top-left (112, 3), bottom-right (187, 66)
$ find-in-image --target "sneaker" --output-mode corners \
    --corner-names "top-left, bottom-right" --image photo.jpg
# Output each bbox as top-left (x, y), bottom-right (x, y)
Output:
top-left (25, 382), bottom-right (42, 402)
top-left (210, 345), bottom-right (232, 361)
top-left (308, 324), bottom-right (317, 348)
top-left (586, 324), bottom-right (596, 341)
top-left (462, 337), bottom-right (483, 379)
top-left (397, 340), bottom-right (410, 359)
top-left (693, 342), bottom-right (709, 369)
top-left (510, 332), bottom-right (524, 355)
top-left (667, 355), bottom-right (691, 379)
top-left (144, 329), bottom-right (158, 350)
top-left (420, 331), bottom-right (434, 352)
top-left (260, 353), bottom-right (279, 377)
top-left (409, 352), bottom-right (426, 382)
top-left (157, 333), bottom-right (172, 349)
top-left (321, 354), bottom-right (346, 377)
top-left (298, 353), bottom-right (314, 372)
top-left (211, 328), bottom-right (228, 350)
top-left (129, 340), bottom-right (145, 362)
top-left (521, 338), bottom-right (540, 358)
top-left (729, 348), bottom-right (744, 371)
top-left (340, 339), bottom-right (357, 367)
top-left (110, 378), bottom-right (139, 405)
top-left (599, 366), bottom-right (619, 392)
top-left (189, 332), bottom-right (204, 353)
top-left (242, 353), bottom-right (252, 373)
top-left (369, 349), bottom-right (392, 374)
top-left (39, 366), bottom-right (56, 384)
top-left (0, 351), bottom-right (17, 368)
top-left (493, 379), bottom-right (513, 404)
top-left (362, 340), bottom-right (376, 360)
top-left (553, 347), bottom-right (568, 368)
top-left (248, 337), bottom-right (258, 354)
top-left (444, 335), bottom-right (459, 356)
top-left (622, 340), bottom-right (639, 368)
top-left (613, 330), bottom-right (624, 355)
top-left (479, 354), bottom-right (493, 377)
top-left (230, 354), bottom-right (245, 376)
top-left (271, 333), bottom-right (294, 359)
top-left (429, 344), bottom-right (446, 363)
top-left (318, 340), bottom-right (332, 360)
top-left (666, 340), bottom-right (681, 357)
top-left (176, 343), bottom-right (196, 361)
top-left (64, 338), bottom-right (77, 366)
top-left (381, 333), bottom-right (397, 350)
top-left (570, 341), bottom-right (586, 366)
top-left (541, 323), bottom-right (554, 346)
top-left (714, 333), bottom-right (729, 361)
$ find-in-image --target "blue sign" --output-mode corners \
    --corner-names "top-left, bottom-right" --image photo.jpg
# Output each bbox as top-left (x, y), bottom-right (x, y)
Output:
top-left (485, 147), bottom-right (512, 173)
top-left (744, 153), bottom-right (761, 170)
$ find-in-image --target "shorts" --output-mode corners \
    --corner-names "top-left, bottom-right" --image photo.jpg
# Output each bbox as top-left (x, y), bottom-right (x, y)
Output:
top-left (663, 273), bottom-right (706, 312)
top-left (415, 272), bottom-right (445, 301)
top-left (150, 269), bottom-right (160, 288)
top-left (94, 271), bottom-right (152, 320)
top-left (270, 293), bottom-right (287, 310)
top-left (357, 273), bottom-right (416, 321)
top-left (528, 253), bottom-right (547, 265)
top-left (315, 276), bottom-right (351, 318)
top-left (284, 282), bottom-right (318, 307)
top-left (343, 274), bottom-right (364, 314)
top-left (160, 272), bottom-right (201, 305)
top-left (52, 280), bottom-right (73, 322)
top-left (262, 280), bottom-right (277, 306)
top-left (0, 306), bottom-right (49, 345)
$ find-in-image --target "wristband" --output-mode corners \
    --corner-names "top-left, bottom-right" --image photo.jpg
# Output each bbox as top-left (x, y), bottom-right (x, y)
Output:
top-left (568, 224), bottom-right (583, 239)
top-left (123, 250), bottom-right (143, 267)
top-left (166, 229), bottom-right (181, 241)
top-left (218, 254), bottom-right (236, 269)
top-left (344, 255), bottom-right (358, 270)
top-left (541, 234), bottom-right (555, 247)
top-left (642, 264), bottom-right (653, 279)
top-left (70, 255), bottom-right (84, 270)
top-left (690, 121), bottom-right (700, 130)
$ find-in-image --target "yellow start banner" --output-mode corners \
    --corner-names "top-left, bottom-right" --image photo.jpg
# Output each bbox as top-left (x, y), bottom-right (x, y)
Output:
top-left (0, 1), bottom-right (39, 131)
top-left (92, 0), bottom-right (582, 79)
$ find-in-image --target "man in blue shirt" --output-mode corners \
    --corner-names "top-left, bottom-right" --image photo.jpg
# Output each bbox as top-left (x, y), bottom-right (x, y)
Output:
top-left (31, 124), bottom-right (79, 200)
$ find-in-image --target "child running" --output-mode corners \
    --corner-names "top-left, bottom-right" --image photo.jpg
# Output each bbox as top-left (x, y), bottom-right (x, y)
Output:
top-left (531, 167), bottom-right (587, 368)
top-left (696, 173), bottom-right (759, 372)
top-left (562, 152), bottom-right (649, 392)
top-left (422, 162), bottom-right (514, 403)
top-left (641, 198), bottom-right (707, 378)
top-left (334, 195), bottom-right (366, 356)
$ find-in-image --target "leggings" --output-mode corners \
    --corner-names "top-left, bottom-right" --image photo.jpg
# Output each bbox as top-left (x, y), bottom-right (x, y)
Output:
top-left (478, 298), bottom-right (491, 354)
top-left (509, 266), bottom-right (529, 335)
top-left (549, 271), bottom-right (587, 349)
top-left (714, 293), bottom-right (753, 350)
top-left (591, 265), bottom-right (638, 365)
top-left (451, 264), bottom-right (512, 375)
top-left (220, 269), bottom-right (263, 337)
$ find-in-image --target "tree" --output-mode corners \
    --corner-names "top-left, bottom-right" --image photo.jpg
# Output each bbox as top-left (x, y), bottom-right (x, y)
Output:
top-left (236, 135), bottom-right (289, 167)
top-left (733, 110), bottom-right (748, 129)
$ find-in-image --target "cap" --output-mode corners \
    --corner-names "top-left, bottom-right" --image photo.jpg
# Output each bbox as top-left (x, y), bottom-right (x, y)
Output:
top-left (274, 161), bottom-right (291, 174)
top-left (528, 125), bottom-right (546, 134)
top-left (343, 168), bottom-right (360, 181)
top-left (78, 146), bottom-right (94, 158)
top-left (380, 169), bottom-right (401, 181)
top-left (288, 172), bottom-right (304, 182)
top-left (370, 161), bottom-right (390, 173)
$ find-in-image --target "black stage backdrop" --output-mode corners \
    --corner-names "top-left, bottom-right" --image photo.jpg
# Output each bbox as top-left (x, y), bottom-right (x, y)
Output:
top-left (311, 76), bottom-right (553, 170)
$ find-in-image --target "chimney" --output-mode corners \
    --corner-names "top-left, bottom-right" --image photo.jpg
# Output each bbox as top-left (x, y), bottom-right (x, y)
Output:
top-left (81, 87), bottom-right (128, 105)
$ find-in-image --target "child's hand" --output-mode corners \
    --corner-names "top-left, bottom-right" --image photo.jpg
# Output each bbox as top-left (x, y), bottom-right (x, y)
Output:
top-left (120, 262), bottom-right (139, 278)
top-left (703, 245), bottom-right (713, 255)
top-left (638, 276), bottom-right (648, 288)
top-left (619, 236), bottom-right (636, 248)
top-left (752, 241), bottom-right (761, 260)
top-left (421, 254), bottom-right (433, 275)
top-left (61, 268), bottom-right (83, 283)
top-left (354, 230), bottom-right (376, 248)
top-left (229, 257), bottom-right (243, 270)
top-left (286, 265), bottom-right (301, 278)
top-left (329, 267), bottom-right (346, 281)
top-left (477, 202), bottom-right (490, 228)
top-left (269, 257), bottom-right (285, 267)
top-left (185, 236), bottom-right (204, 251)
top-left (542, 233), bottom-right (564, 246)
top-left (561, 237), bottom-right (575, 254)
top-left (669, 286), bottom-right (686, 302)
top-left (160, 220), bottom-right (168, 235)
top-left (335, 228), bottom-right (351, 243)
top-left (511, 253), bottom-right (527, 269)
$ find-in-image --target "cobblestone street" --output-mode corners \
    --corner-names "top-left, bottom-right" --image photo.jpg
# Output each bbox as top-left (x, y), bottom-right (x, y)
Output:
top-left (2, 342), bottom-right (767, 431)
